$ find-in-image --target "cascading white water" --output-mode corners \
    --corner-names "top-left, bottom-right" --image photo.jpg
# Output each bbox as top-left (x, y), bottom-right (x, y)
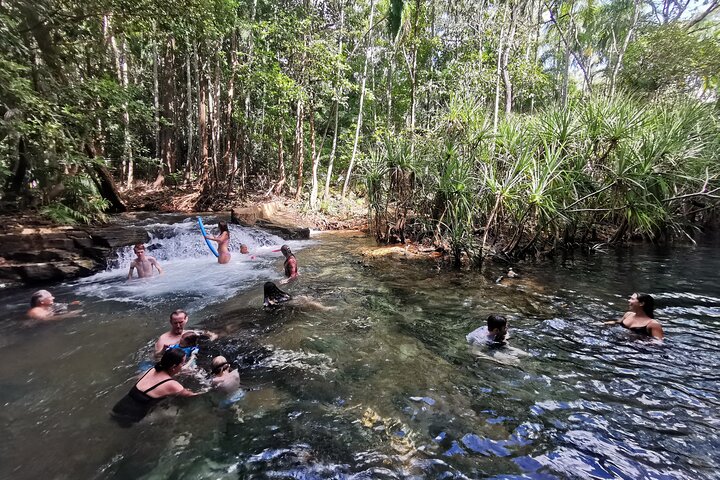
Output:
top-left (72, 216), bottom-right (313, 310)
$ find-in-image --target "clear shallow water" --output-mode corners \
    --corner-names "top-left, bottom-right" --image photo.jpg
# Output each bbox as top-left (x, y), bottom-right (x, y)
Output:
top-left (0, 218), bottom-right (719, 480)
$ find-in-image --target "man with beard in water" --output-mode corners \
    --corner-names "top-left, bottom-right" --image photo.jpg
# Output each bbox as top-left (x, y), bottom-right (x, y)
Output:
top-left (127, 243), bottom-right (163, 279)
top-left (154, 309), bottom-right (217, 358)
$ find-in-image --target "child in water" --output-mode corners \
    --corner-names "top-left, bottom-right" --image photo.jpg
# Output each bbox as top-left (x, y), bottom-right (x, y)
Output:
top-left (210, 356), bottom-right (241, 393)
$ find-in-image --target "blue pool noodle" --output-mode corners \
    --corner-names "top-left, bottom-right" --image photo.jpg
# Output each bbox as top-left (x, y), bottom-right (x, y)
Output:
top-left (197, 217), bottom-right (220, 258)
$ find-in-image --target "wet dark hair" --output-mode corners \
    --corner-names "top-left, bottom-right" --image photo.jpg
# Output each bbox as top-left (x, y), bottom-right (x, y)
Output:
top-left (280, 245), bottom-right (293, 257)
top-left (154, 348), bottom-right (185, 372)
top-left (179, 332), bottom-right (199, 347)
top-left (218, 221), bottom-right (229, 234)
top-left (264, 281), bottom-right (292, 306)
top-left (170, 309), bottom-right (187, 321)
top-left (635, 293), bottom-right (655, 319)
top-left (486, 314), bottom-right (508, 331)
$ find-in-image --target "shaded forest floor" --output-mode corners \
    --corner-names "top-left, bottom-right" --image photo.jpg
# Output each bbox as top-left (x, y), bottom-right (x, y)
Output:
top-left (122, 182), bottom-right (369, 231)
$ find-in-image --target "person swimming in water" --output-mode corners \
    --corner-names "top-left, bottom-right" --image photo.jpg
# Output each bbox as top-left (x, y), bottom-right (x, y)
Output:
top-left (606, 292), bottom-right (664, 340)
top-left (26, 290), bottom-right (81, 321)
top-left (279, 245), bottom-right (298, 283)
top-left (204, 221), bottom-right (231, 264)
top-left (127, 243), bottom-right (163, 279)
top-left (154, 309), bottom-right (217, 358)
top-left (466, 314), bottom-right (509, 346)
top-left (210, 355), bottom-right (241, 393)
top-left (111, 348), bottom-right (203, 427)
top-left (263, 282), bottom-right (332, 311)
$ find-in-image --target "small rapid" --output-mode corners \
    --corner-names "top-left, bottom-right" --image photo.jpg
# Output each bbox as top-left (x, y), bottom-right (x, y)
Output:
top-left (71, 215), bottom-right (312, 310)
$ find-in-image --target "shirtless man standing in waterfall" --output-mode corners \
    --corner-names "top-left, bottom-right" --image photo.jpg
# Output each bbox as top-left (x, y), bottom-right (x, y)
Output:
top-left (128, 243), bottom-right (163, 279)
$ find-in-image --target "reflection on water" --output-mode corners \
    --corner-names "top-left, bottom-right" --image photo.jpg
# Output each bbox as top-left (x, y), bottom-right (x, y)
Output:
top-left (1, 220), bottom-right (719, 479)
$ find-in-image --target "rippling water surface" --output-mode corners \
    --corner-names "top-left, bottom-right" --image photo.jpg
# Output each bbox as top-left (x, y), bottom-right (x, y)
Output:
top-left (1, 216), bottom-right (719, 480)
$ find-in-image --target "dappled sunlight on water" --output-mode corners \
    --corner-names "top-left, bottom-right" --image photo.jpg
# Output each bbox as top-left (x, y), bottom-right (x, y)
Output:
top-left (1, 219), bottom-right (719, 479)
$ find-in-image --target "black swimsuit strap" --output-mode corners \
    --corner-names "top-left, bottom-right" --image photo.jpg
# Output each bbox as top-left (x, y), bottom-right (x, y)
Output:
top-left (142, 377), bottom-right (174, 394)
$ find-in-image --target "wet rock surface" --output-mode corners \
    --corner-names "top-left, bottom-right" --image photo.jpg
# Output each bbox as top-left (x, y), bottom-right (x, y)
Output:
top-left (0, 224), bottom-right (149, 287)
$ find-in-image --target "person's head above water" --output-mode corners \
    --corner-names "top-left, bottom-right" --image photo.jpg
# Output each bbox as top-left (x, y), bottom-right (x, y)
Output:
top-left (280, 245), bottom-right (293, 257)
top-left (179, 331), bottom-right (199, 347)
top-left (486, 314), bottom-right (508, 340)
top-left (263, 281), bottom-right (292, 307)
top-left (133, 243), bottom-right (146, 256)
top-left (30, 289), bottom-right (54, 308)
top-left (218, 221), bottom-right (229, 234)
top-left (240, 244), bottom-right (249, 254)
top-left (155, 347), bottom-right (186, 372)
top-left (211, 355), bottom-right (230, 374)
top-left (629, 292), bottom-right (654, 318)
top-left (169, 309), bottom-right (188, 334)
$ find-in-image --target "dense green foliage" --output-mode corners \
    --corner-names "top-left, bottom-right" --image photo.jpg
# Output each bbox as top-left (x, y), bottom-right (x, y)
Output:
top-left (1, 0), bottom-right (719, 259)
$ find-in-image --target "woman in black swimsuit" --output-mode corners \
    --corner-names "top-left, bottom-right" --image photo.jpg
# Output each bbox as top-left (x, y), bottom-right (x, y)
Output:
top-left (608, 292), bottom-right (664, 340)
top-left (111, 348), bottom-right (201, 427)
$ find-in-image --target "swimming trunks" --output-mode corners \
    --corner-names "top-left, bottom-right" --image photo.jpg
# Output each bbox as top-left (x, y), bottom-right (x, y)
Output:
top-left (111, 369), bottom-right (174, 426)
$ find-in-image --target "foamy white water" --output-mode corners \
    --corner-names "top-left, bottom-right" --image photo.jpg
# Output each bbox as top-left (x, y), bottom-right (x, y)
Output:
top-left (71, 216), bottom-right (313, 311)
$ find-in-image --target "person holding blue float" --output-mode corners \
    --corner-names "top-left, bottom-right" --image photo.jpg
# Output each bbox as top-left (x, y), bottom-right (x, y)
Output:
top-left (199, 218), bottom-right (231, 264)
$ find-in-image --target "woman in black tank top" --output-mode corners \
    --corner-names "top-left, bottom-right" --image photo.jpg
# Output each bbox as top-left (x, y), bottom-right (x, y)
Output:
top-left (609, 292), bottom-right (664, 340)
top-left (111, 348), bottom-right (201, 427)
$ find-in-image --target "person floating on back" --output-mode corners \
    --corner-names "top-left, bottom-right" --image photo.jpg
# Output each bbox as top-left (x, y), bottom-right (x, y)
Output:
top-left (204, 221), bottom-right (231, 264)
top-left (111, 348), bottom-right (202, 427)
top-left (279, 245), bottom-right (298, 283)
top-left (127, 243), bottom-right (163, 279)
top-left (605, 292), bottom-right (664, 340)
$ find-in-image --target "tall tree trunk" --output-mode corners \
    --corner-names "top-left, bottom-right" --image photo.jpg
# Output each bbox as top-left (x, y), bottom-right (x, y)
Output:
top-left (502, 4), bottom-right (517, 115)
top-left (309, 105), bottom-right (320, 209)
top-left (225, 29), bottom-right (238, 178)
top-left (609, 0), bottom-right (640, 98)
top-left (324, 99), bottom-right (340, 201)
top-left (211, 52), bottom-right (221, 187)
top-left (324, 4), bottom-right (344, 201)
top-left (85, 142), bottom-right (126, 213)
top-left (293, 99), bottom-right (305, 200)
top-left (342, 0), bottom-right (376, 199)
top-left (156, 36), bottom-right (176, 187)
top-left (493, 3), bottom-right (508, 134)
top-left (273, 126), bottom-right (286, 195)
top-left (153, 35), bottom-right (160, 173)
top-left (198, 49), bottom-right (210, 192)
top-left (184, 38), bottom-right (194, 182)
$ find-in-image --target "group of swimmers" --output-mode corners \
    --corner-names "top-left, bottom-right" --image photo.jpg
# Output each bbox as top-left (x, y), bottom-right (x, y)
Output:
top-left (24, 229), bottom-right (664, 427)
top-left (23, 230), bottom-right (303, 426)
top-left (468, 292), bottom-right (664, 354)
